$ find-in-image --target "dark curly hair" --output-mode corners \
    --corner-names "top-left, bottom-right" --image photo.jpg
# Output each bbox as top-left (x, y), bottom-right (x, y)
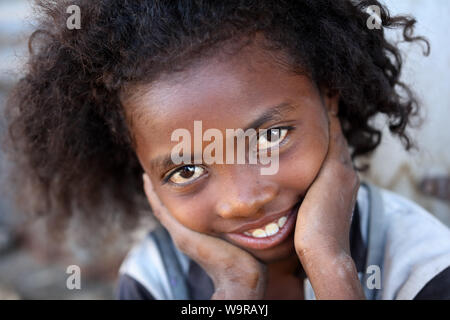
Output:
top-left (4, 0), bottom-right (429, 234)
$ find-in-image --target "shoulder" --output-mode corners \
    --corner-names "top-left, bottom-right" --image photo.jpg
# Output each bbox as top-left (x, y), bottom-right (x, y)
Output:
top-left (116, 273), bottom-right (156, 300)
top-left (413, 266), bottom-right (450, 300)
top-left (377, 185), bottom-right (450, 262)
top-left (360, 182), bottom-right (450, 299)
top-left (117, 229), bottom-right (190, 300)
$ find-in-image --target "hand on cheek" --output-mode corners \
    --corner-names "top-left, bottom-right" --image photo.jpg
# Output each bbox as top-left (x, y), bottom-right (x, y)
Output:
top-left (293, 113), bottom-right (365, 299)
top-left (143, 174), bottom-right (267, 299)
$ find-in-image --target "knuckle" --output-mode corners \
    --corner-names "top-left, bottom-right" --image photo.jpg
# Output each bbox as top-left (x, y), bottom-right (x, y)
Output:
top-left (175, 240), bottom-right (188, 252)
top-left (172, 235), bottom-right (189, 253)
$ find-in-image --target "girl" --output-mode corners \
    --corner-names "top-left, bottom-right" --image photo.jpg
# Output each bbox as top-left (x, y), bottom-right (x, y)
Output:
top-left (5, 0), bottom-right (450, 299)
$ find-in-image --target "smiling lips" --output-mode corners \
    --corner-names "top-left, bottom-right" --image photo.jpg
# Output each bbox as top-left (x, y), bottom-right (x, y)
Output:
top-left (224, 200), bottom-right (302, 250)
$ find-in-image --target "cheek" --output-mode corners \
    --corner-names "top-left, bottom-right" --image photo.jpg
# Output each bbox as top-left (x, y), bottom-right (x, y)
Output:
top-left (163, 196), bottom-right (214, 233)
top-left (277, 130), bottom-right (329, 190)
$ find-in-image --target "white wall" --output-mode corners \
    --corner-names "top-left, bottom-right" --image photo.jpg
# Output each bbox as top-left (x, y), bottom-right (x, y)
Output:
top-left (359, 0), bottom-right (450, 225)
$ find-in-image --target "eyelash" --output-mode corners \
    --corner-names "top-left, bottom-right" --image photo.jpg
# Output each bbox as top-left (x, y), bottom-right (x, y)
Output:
top-left (162, 165), bottom-right (207, 186)
top-left (162, 125), bottom-right (295, 186)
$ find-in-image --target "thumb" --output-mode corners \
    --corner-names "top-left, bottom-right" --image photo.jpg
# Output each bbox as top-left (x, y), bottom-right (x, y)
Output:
top-left (142, 173), bottom-right (248, 264)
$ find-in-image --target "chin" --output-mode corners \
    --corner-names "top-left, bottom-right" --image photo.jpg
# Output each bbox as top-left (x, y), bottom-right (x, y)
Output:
top-left (248, 232), bottom-right (297, 264)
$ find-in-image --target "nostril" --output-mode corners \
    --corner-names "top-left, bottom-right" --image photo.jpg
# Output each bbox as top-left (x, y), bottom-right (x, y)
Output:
top-left (215, 192), bottom-right (276, 219)
top-left (215, 182), bottom-right (279, 219)
top-left (215, 199), bottom-right (263, 219)
top-left (216, 202), bottom-right (247, 219)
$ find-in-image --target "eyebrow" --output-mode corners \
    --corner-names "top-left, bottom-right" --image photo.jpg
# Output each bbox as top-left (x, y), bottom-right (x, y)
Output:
top-left (149, 101), bottom-right (296, 172)
top-left (150, 153), bottom-right (200, 173)
top-left (244, 101), bottom-right (296, 131)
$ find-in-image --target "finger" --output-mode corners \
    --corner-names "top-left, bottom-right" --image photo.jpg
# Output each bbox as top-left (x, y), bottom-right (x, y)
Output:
top-left (295, 116), bottom-right (358, 251)
top-left (327, 116), bottom-right (352, 167)
top-left (143, 172), bottom-right (220, 258)
top-left (143, 173), bottom-right (167, 222)
top-left (142, 173), bottom-right (191, 240)
top-left (142, 173), bottom-right (253, 265)
top-left (326, 117), bottom-right (359, 196)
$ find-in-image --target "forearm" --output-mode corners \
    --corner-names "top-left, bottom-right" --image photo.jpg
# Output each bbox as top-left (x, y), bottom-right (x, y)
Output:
top-left (298, 248), bottom-right (365, 300)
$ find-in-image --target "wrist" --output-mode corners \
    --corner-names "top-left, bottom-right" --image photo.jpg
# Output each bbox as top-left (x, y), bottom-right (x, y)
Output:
top-left (212, 279), bottom-right (266, 300)
top-left (211, 264), bottom-right (267, 300)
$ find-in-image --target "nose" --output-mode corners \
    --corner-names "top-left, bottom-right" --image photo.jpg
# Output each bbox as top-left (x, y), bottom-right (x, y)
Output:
top-left (215, 169), bottom-right (279, 219)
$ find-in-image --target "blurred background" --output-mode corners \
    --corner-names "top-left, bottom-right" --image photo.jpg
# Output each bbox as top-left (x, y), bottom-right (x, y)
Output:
top-left (0, 0), bottom-right (449, 299)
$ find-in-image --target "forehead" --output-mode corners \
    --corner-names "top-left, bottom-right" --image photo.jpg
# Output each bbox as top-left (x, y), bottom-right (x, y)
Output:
top-left (124, 43), bottom-right (318, 156)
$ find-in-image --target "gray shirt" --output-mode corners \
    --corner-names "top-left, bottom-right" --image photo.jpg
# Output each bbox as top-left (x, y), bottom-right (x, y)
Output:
top-left (117, 181), bottom-right (450, 300)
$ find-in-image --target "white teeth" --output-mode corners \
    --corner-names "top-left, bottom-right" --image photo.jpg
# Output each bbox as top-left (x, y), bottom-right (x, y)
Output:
top-left (243, 215), bottom-right (288, 238)
top-left (265, 223), bottom-right (279, 236)
top-left (278, 216), bottom-right (287, 228)
top-left (251, 229), bottom-right (267, 238)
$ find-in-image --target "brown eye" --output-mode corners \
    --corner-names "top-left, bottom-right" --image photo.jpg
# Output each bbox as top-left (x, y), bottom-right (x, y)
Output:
top-left (168, 165), bottom-right (205, 185)
top-left (179, 166), bottom-right (195, 179)
top-left (258, 127), bottom-right (288, 150)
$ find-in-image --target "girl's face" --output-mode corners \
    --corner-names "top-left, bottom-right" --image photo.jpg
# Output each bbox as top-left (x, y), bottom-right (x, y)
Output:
top-left (124, 43), bottom-right (337, 263)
